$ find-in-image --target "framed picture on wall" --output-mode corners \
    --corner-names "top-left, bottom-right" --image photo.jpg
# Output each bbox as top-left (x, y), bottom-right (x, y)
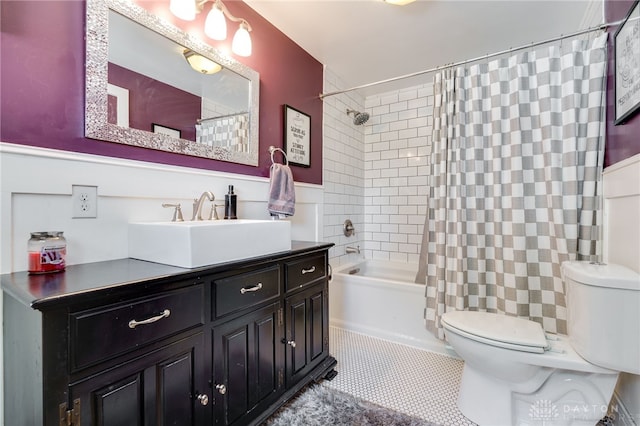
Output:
top-left (614, 0), bottom-right (640, 125)
top-left (283, 104), bottom-right (311, 167)
top-left (152, 123), bottom-right (181, 139)
top-left (107, 84), bottom-right (129, 128)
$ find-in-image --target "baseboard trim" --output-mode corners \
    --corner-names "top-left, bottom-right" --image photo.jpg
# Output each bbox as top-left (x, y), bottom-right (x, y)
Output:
top-left (610, 391), bottom-right (637, 426)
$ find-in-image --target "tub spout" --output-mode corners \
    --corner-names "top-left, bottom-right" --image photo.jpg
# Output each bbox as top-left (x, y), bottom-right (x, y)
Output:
top-left (346, 245), bottom-right (360, 254)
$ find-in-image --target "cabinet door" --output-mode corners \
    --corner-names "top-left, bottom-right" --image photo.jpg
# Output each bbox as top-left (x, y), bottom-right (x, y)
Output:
top-left (284, 282), bottom-right (329, 386)
top-left (212, 302), bottom-right (284, 426)
top-left (68, 333), bottom-right (208, 426)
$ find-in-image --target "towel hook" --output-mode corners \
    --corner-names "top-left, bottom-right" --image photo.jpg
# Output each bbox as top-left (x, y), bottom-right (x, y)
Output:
top-left (269, 146), bottom-right (288, 166)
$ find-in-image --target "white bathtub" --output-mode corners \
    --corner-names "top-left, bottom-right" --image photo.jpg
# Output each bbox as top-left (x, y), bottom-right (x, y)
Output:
top-left (330, 260), bottom-right (452, 356)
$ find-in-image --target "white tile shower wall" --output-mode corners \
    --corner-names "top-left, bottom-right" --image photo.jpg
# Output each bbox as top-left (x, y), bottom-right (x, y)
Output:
top-left (355, 0), bottom-right (599, 264)
top-left (0, 142), bottom-right (323, 274)
top-left (322, 68), bottom-right (365, 267)
top-left (363, 83), bottom-right (434, 263)
top-left (201, 97), bottom-right (234, 120)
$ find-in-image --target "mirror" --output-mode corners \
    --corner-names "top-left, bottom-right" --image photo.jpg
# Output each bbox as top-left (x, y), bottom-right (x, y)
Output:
top-left (85, 0), bottom-right (260, 166)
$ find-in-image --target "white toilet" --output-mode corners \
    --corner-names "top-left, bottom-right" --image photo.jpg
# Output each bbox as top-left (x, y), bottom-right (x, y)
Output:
top-left (441, 261), bottom-right (640, 426)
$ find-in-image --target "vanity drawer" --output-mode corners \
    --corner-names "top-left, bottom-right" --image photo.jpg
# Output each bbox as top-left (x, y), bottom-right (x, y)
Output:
top-left (70, 284), bottom-right (204, 370)
top-left (285, 254), bottom-right (326, 292)
top-left (214, 265), bottom-right (280, 318)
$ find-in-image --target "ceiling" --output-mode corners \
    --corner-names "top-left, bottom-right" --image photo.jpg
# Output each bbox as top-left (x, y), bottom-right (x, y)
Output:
top-left (244, 0), bottom-right (596, 97)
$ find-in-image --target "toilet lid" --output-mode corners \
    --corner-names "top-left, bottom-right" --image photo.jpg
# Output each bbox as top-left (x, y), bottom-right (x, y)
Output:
top-left (441, 311), bottom-right (549, 353)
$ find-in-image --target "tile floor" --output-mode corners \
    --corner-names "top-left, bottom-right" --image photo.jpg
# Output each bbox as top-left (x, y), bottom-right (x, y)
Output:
top-left (323, 326), bottom-right (476, 426)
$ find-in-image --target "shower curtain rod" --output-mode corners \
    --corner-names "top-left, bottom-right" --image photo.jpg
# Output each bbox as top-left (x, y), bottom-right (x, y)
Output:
top-left (318, 19), bottom-right (623, 100)
top-left (196, 111), bottom-right (249, 124)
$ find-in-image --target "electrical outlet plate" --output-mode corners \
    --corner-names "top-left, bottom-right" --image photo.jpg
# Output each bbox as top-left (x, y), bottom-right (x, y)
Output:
top-left (72, 185), bottom-right (98, 218)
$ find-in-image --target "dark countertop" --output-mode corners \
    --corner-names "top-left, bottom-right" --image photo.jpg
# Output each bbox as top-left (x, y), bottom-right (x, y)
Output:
top-left (1, 241), bottom-right (333, 310)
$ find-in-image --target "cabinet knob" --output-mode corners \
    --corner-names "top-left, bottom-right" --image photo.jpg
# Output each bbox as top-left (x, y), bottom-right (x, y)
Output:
top-left (287, 340), bottom-right (297, 348)
top-left (197, 393), bottom-right (209, 406)
top-left (216, 384), bottom-right (227, 395)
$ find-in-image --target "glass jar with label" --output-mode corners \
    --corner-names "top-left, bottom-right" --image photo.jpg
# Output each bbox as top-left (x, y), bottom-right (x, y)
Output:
top-left (28, 231), bottom-right (66, 274)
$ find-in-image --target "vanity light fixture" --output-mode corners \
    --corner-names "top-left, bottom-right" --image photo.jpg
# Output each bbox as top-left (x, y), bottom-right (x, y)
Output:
top-left (183, 49), bottom-right (222, 74)
top-left (169, 0), bottom-right (253, 57)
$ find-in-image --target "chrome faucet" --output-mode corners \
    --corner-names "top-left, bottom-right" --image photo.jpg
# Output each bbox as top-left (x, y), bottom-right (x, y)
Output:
top-left (192, 191), bottom-right (215, 221)
top-left (346, 245), bottom-right (360, 254)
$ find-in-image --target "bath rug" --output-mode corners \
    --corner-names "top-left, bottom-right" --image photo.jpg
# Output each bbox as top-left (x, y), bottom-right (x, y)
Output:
top-left (264, 384), bottom-right (439, 426)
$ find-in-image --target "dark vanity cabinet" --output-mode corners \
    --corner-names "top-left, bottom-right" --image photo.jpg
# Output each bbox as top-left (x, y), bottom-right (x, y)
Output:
top-left (283, 254), bottom-right (330, 386)
top-left (68, 332), bottom-right (207, 426)
top-left (1, 242), bottom-right (335, 426)
top-left (210, 265), bottom-right (284, 426)
top-left (212, 302), bottom-right (283, 425)
top-left (66, 283), bottom-right (209, 426)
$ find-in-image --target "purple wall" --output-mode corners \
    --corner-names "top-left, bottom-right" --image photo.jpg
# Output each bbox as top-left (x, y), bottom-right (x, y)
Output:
top-left (0, 0), bottom-right (324, 184)
top-left (109, 63), bottom-right (200, 141)
top-left (605, 0), bottom-right (640, 167)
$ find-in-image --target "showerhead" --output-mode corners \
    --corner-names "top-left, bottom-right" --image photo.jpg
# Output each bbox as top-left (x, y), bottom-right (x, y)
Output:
top-left (346, 108), bottom-right (370, 125)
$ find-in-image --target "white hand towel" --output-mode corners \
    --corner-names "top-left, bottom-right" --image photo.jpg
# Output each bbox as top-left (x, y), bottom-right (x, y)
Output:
top-left (268, 163), bottom-right (295, 217)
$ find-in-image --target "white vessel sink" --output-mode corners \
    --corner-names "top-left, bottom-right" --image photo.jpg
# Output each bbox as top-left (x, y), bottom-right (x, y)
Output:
top-left (128, 219), bottom-right (291, 268)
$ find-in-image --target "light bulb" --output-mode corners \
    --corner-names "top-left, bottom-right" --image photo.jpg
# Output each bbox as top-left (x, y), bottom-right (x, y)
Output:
top-left (231, 22), bottom-right (252, 57)
top-left (204, 2), bottom-right (227, 40)
top-left (169, 0), bottom-right (197, 20)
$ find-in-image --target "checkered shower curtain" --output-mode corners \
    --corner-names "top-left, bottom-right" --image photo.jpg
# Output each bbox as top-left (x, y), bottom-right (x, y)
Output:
top-left (419, 34), bottom-right (608, 338)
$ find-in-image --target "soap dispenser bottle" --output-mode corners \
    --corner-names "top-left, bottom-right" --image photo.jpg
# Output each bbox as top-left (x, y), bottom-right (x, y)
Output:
top-left (224, 185), bottom-right (237, 219)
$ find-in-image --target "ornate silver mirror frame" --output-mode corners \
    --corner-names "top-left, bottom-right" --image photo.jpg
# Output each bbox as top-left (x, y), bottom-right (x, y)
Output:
top-left (85, 0), bottom-right (260, 166)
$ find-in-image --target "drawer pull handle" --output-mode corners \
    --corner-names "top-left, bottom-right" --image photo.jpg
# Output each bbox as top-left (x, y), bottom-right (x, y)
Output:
top-left (240, 282), bottom-right (263, 294)
top-left (301, 266), bottom-right (316, 275)
top-left (287, 340), bottom-right (297, 348)
top-left (128, 309), bottom-right (171, 329)
top-left (216, 384), bottom-right (227, 395)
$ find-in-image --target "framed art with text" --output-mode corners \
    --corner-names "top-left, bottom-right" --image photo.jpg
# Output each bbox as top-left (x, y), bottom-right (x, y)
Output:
top-left (152, 123), bottom-right (181, 138)
top-left (283, 104), bottom-right (311, 167)
top-left (614, 0), bottom-right (640, 125)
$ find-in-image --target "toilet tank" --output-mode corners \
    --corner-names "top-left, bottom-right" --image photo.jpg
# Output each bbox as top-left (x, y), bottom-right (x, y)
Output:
top-left (562, 261), bottom-right (640, 374)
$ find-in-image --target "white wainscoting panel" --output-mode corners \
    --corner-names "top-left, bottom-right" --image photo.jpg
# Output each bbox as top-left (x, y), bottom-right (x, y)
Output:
top-left (0, 142), bottom-right (323, 273)
top-left (602, 153), bottom-right (640, 426)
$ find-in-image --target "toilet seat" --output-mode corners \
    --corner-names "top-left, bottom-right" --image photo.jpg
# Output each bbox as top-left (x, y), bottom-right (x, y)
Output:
top-left (441, 311), bottom-right (549, 353)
